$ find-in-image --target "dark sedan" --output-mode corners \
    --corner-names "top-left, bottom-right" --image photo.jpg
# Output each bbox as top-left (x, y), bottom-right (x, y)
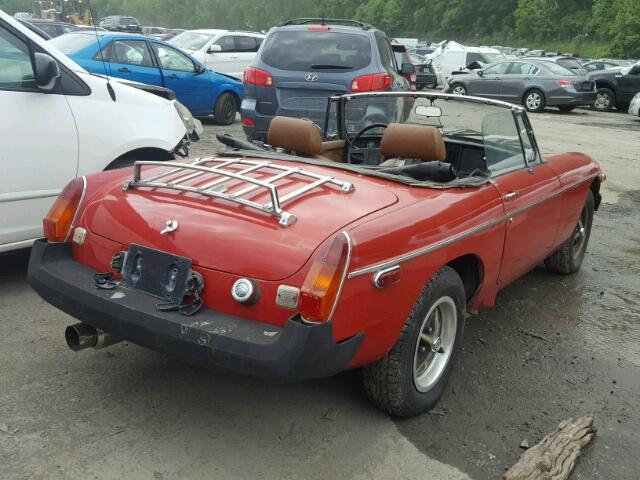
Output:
top-left (444, 59), bottom-right (596, 113)
top-left (409, 53), bottom-right (438, 89)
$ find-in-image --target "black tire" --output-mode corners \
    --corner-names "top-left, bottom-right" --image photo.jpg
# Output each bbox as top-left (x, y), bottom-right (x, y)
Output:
top-left (591, 88), bottom-right (615, 112)
top-left (558, 106), bottom-right (575, 113)
top-left (425, 81), bottom-right (438, 89)
top-left (523, 88), bottom-right (546, 113)
top-left (214, 93), bottom-right (237, 125)
top-left (545, 190), bottom-right (595, 274)
top-left (363, 266), bottom-right (466, 417)
top-left (450, 83), bottom-right (467, 95)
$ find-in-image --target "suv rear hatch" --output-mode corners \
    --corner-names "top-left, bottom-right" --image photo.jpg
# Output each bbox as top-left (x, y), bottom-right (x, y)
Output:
top-left (248, 29), bottom-right (375, 129)
top-left (83, 158), bottom-right (398, 281)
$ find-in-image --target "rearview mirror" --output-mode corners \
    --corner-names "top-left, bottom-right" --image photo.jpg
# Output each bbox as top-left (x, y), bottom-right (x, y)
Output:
top-left (415, 105), bottom-right (442, 118)
top-left (195, 64), bottom-right (206, 74)
top-left (33, 52), bottom-right (60, 92)
top-left (207, 44), bottom-right (222, 54)
top-left (477, 70), bottom-right (484, 77)
top-left (401, 63), bottom-right (415, 75)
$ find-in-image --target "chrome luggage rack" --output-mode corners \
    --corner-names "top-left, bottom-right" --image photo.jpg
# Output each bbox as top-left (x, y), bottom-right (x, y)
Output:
top-left (123, 157), bottom-right (355, 227)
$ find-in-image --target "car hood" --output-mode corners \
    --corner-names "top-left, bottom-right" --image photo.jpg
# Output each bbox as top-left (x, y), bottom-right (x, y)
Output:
top-left (83, 159), bottom-right (399, 281)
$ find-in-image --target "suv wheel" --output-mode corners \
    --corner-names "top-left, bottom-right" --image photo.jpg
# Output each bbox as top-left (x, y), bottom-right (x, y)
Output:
top-left (592, 88), bottom-right (615, 111)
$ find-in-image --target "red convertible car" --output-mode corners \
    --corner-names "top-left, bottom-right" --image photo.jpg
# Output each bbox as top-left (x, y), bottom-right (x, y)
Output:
top-left (28, 92), bottom-right (603, 417)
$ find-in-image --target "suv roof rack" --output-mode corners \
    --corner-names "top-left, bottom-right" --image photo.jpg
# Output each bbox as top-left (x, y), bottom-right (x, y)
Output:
top-left (276, 18), bottom-right (372, 30)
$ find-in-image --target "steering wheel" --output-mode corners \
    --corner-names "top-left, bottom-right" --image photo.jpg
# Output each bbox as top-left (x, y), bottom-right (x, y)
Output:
top-left (347, 123), bottom-right (388, 165)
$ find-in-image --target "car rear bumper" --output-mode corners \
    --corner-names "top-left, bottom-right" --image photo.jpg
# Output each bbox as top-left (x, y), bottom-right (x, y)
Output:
top-left (27, 240), bottom-right (363, 382)
top-left (547, 91), bottom-right (596, 106)
top-left (240, 97), bottom-right (272, 141)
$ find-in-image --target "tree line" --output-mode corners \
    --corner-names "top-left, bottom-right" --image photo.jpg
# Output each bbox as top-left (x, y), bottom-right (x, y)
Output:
top-left (2, 0), bottom-right (639, 57)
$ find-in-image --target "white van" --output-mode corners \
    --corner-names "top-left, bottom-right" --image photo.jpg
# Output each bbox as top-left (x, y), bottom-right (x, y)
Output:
top-left (0, 10), bottom-right (190, 253)
top-left (428, 41), bottom-right (505, 85)
top-left (169, 29), bottom-right (265, 78)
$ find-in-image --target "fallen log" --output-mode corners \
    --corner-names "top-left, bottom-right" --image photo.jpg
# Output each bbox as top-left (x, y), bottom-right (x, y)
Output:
top-left (503, 416), bottom-right (595, 480)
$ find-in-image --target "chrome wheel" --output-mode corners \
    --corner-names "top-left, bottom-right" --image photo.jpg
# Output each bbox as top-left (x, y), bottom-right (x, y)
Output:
top-left (594, 92), bottom-right (611, 109)
top-left (413, 296), bottom-right (457, 392)
top-left (572, 203), bottom-right (590, 261)
top-left (452, 85), bottom-right (466, 96)
top-left (526, 92), bottom-right (542, 110)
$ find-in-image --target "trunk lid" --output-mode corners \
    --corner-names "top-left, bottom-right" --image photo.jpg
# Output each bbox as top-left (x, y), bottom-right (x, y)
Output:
top-left (84, 158), bottom-right (398, 281)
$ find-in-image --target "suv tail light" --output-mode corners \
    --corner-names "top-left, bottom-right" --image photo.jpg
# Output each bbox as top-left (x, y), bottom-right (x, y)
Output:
top-left (244, 67), bottom-right (273, 87)
top-left (350, 73), bottom-right (392, 92)
top-left (556, 79), bottom-right (573, 89)
top-left (43, 177), bottom-right (86, 242)
top-left (300, 233), bottom-right (351, 323)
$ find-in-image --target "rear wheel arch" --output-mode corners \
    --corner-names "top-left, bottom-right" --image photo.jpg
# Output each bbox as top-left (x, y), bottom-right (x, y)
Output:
top-left (104, 148), bottom-right (174, 171)
top-left (591, 176), bottom-right (603, 211)
top-left (445, 254), bottom-right (483, 304)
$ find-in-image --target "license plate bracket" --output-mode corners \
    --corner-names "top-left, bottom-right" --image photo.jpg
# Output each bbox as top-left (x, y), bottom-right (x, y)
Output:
top-left (121, 244), bottom-right (192, 304)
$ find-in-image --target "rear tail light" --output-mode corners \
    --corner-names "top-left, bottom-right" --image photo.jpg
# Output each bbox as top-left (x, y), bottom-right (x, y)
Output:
top-left (43, 177), bottom-right (86, 242)
top-left (350, 73), bottom-right (392, 92)
top-left (244, 67), bottom-right (273, 87)
top-left (300, 233), bottom-right (351, 323)
top-left (307, 26), bottom-right (331, 31)
top-left (556, 79), bottom-right (573, 89)
top-left (241, 117), bottom-right (255, 127)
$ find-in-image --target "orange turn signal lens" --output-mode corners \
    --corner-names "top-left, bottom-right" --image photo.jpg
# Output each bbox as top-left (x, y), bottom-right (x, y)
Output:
top-left (43, 177), bottom-right (85, 242)
top-left (300, 233), bottom-right (350, 323)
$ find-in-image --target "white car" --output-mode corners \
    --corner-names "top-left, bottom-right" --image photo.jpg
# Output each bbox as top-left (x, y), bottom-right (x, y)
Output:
top-left (629, 92), bottom-right (640, 117)
top-left (0, 10), bottom-right (190, 253)
top-left (169, 29), bottom-right (264, 77)
top-left (428, 41), bottom-right (506, 85)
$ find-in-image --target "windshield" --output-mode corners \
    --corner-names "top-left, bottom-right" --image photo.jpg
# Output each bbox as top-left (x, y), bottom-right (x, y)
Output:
top-left (326, 93), bottom-right (528, 176)
top-left (49, 34), bottom-right (96, 54)
top-left (261, 31), bottom-right (372, 71)
top-left (481, 53), bottom-right (507, 64)
top-left (169, 31), bottom-right (215, 50)
top-left (119, 17), bottom-right (139, 25)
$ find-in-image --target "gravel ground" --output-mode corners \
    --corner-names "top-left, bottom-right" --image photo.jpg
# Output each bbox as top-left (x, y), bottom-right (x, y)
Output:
top-left (1, 107), bottom-right (639, 480)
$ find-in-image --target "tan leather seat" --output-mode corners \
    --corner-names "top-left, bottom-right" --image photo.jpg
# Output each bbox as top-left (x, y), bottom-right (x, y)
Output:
top-left (267, 116), bottom-right (322, 157)
top-left (266, 116), bottom-right (347, 162)
top-left (380, 123), bottom-right (446, 166)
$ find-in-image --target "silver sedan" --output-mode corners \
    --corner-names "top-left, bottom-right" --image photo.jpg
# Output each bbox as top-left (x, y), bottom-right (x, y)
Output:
top-left (444, 59), bottom-right (596, 113)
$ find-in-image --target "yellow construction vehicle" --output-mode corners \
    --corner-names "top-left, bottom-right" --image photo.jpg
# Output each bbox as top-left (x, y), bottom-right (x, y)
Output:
top-left (33, 0), bottom-right (92, 25)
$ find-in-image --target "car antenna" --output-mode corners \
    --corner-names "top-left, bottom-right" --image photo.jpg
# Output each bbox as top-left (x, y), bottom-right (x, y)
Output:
top-left (86, 0), bottom-right (116, 101)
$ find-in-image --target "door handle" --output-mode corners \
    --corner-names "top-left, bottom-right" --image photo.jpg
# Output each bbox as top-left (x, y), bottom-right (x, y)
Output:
top-left (503, 191), bottom-right (519, 201)
top-left (117, 67), bottom-right (130, 73)
top-left (168, 74), bottom-right (179, 80)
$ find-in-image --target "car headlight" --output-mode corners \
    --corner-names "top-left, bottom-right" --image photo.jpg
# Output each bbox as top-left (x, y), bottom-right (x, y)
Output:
top-left (173, 100), bottom-right (203, 141)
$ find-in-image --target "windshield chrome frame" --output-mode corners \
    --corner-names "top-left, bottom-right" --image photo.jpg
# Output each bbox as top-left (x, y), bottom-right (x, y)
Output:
top-left (324, 91), bottom-right (544, 178)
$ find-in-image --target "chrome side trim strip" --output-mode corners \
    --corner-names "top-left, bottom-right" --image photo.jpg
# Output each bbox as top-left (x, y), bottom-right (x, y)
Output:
top-left (347, 175), bottom-right (597, 279)
top-left (348, 216), bottom-right (505, 278)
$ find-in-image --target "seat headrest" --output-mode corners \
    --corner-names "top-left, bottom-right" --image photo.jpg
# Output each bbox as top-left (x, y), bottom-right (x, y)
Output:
top-left (380, 124), bottom-right (446, 162)
top-left (267, 116), bottom-right (322, 156)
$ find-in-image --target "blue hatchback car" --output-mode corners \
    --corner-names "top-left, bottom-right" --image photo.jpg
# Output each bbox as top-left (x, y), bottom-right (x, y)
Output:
top-left (241, 19), bottom-right (412, 140)
top-left (50, 32), bottom-right (243, 124)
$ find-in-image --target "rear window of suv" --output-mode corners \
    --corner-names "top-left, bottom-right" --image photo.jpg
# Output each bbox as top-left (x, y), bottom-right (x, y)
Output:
top-left (261, 31), bottom-right (372, 71)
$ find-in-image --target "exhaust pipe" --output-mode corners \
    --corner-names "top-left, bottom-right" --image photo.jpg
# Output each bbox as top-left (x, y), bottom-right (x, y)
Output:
top-left (65, 323), bottom-right (122, 351)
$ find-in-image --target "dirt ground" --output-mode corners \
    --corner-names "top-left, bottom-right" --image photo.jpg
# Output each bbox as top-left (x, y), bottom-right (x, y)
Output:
top-left (1, 107), bottom-right (639, 480)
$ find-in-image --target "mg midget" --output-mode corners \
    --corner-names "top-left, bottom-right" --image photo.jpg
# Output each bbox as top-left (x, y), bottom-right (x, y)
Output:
top-left (28, 92), bottom-right (603, 417)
